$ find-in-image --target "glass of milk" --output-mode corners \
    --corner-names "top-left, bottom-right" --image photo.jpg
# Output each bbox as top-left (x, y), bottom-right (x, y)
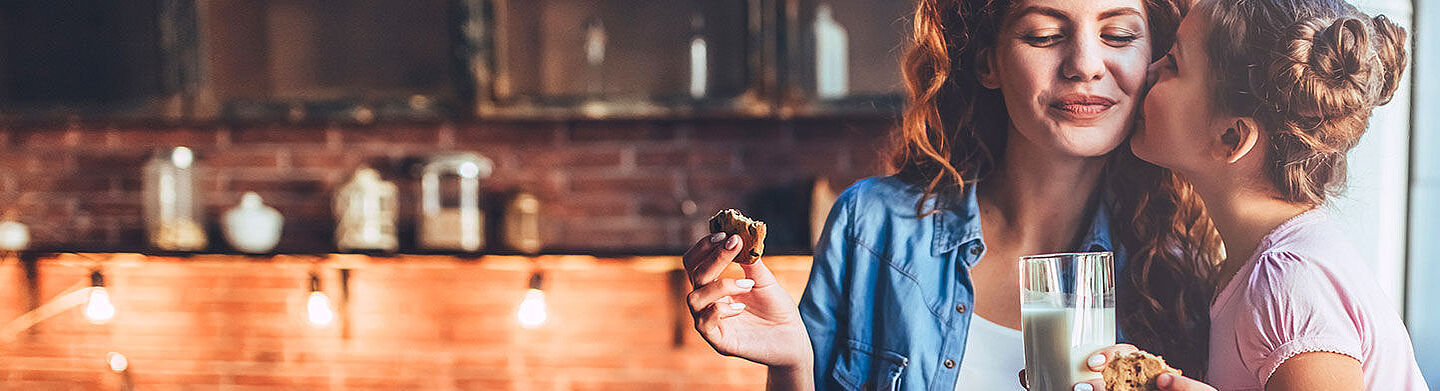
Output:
top-left (1019, 251), bottom-right (1115, 391)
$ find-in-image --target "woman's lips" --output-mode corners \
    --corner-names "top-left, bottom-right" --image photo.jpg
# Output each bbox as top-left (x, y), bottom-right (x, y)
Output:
top-left (1048, 94), bottom-right (1118, 121)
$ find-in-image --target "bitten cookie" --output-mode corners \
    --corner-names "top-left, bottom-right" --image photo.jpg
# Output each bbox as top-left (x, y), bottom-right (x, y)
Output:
top-left (1103, 351), bottom-right (1183, 391)
top-left (708, 209), bottom-right (767, 264)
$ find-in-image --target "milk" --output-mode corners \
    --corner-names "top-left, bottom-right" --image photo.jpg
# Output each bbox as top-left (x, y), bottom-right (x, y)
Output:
top-left (1021, 307), bottom-right (1116, 391)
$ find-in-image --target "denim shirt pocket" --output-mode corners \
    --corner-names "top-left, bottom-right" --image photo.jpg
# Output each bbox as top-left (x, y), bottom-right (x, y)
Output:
top-left (832, 339), bottom-right (910, 391)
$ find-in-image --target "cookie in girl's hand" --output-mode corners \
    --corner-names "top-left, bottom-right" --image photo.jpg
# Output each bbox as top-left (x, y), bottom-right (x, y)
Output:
top-left (1103, 351), bottom-right (1183, 391)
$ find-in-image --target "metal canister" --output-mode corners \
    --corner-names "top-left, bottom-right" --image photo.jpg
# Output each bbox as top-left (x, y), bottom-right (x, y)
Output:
top-left (418, 152), bottom-right (493, 252)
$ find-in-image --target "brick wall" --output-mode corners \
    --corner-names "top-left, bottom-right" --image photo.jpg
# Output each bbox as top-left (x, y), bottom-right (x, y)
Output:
top-left (0, 118), bottom-right (892, 254)
top-left (0, 253), bottom-right (816, 390)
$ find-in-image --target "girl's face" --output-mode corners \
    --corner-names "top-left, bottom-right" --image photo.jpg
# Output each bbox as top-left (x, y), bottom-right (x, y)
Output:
top-left (986, 0), bottom-right (1155, 158)
top-left (1131, 5), bottom-right (1224, 173)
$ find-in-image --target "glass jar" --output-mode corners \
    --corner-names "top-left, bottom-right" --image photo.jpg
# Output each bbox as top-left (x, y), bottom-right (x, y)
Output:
top-left (143, 146), bottom-right (207, 251)
top-left (333, 167), bottom-right (399, 252)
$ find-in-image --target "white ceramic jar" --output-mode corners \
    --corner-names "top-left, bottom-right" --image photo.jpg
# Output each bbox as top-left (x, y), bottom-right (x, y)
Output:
top-left (223, 192), bottom-right (283, 253)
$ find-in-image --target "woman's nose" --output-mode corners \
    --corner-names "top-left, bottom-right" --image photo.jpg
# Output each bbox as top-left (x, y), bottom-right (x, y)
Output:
top-left (1061, 39), bottom-right (1106, 82)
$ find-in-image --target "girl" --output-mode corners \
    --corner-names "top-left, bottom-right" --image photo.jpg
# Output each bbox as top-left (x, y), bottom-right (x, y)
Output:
top-left (681, 0), bottom-right (1222, 389)
top-left (1081, 0), bottom-right (1426, 389)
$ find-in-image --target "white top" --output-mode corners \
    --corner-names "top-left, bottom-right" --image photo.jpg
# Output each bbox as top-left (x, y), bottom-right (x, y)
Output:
top-left (955, 315), bottom-right (1025, 391)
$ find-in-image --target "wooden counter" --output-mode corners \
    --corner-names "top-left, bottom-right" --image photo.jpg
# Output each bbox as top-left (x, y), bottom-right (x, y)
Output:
top-left (0, 254), bottom-right (815, 390)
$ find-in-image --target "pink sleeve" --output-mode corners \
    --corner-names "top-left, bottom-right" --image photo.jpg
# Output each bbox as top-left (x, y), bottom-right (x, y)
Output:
top-left (1234, 251), bottom-right (1363, 384)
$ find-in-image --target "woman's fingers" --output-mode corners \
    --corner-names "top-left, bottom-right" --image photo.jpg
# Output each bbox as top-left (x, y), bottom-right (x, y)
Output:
top-left (1085, 343), bottom-right (1140, 371)
top-left (738, 257), bottom-right (779, 288)
top-left (681, 232), bottom-right (727, 275)
top-left (687, 278), bottom-right (756, 313)
top-left (689, 234), bottom-right (744, 286)
top-left (692, 302), bottom-right (748, 343)
top-left (1017, 369), bottom-right (1028, 389)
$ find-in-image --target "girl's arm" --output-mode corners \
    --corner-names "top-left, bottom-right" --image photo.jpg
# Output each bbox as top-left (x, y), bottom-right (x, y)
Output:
top-left (1264, 352), bottom-right (1363, 391)
top-left (1151, 352), bottom-right (1363, 391)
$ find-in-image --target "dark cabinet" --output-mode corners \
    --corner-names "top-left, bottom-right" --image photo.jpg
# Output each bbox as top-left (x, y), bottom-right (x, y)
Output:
top-left (192, 0), bottom-right (464, 123)
top-left (779, 0), bottom-right (912, 117)
top-left (0, 0), bottom-right (910, 123)
top-left (468, 0), bottom-right (774, 119)
top-left (0, 0), bottom-right (195, 121)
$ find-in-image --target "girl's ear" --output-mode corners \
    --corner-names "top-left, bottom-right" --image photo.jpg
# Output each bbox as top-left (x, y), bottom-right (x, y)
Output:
top-left (1216, 118), bottom-right (1261, 164)
top-left (977, 48), bottom-right (1001, 89)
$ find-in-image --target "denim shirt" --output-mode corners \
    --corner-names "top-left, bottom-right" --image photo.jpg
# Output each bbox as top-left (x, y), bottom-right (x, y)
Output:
top-left (799, 175), bottom-right (1125, 391)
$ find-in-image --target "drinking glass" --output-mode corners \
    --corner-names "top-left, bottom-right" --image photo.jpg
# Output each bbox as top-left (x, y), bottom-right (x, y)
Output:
top-left (1020, 251), bottom-right (1115, 391)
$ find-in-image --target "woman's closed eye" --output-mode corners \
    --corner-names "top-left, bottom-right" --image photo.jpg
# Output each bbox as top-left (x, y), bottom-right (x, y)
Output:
top-left (1021, 34), bottom-right (1064, 47)
top-left (1102, 33), bottom-right (1140, 47)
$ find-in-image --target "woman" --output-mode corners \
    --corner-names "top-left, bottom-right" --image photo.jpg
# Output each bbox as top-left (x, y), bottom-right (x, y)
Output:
top-left (1077, 0), bottom-right (1425, 389)
top-left (681, 0), bottom-right (1220, 389)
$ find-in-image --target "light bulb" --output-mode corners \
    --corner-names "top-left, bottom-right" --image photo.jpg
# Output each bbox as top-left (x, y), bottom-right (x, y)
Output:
top-left (458, 161), bottom-right (480, 178)
top-left (516, 288), bottom-right (547, 329)
top-left (306, 291), bottom-right (334, 327)
top-left (85, 287), bottom-right (115, 324)
top-left (107, 352), bottom-right (128, 373)
top-left (172, 146), bottom-right (194, 168)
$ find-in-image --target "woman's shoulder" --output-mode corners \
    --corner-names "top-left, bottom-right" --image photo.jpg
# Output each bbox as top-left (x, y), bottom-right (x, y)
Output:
top-left (829, 175), bottom-right (936, 229)
top-left (836, 175), bottom-right (927, 204)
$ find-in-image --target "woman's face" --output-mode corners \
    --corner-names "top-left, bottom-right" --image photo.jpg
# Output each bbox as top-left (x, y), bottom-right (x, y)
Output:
top-left (987, 0), bottom-right (1155, 158)
top-left (1130, 4), bottom-right (1223, 173)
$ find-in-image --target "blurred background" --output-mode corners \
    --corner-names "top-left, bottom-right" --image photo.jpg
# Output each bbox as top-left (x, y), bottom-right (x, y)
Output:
top-left (0, 0), bottom-right (1434, 389)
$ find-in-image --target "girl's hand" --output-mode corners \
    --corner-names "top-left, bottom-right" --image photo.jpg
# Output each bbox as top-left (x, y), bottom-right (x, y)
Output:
top-left (1070, 344), bottom-right (1217, 391)
top-left (1019, 344), bottom-right (1141, 390)
top-left (1071, 344), bottom-right (1138, 391)
top-left (681, 232), bottom-right (813, 370)
top-left (1156, 373), bottom-right (1217, 391)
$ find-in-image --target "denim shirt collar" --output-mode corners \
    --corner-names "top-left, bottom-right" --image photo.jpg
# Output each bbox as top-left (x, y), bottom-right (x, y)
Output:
top-left (930, 182), bottom-right (1115, 259)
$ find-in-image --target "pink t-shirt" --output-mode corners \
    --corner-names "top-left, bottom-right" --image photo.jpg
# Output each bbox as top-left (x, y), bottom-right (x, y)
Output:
top-left (1207, 210), bottom-right (1428, 390)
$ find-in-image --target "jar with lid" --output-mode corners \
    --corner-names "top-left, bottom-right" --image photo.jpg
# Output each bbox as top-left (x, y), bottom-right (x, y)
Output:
top-left (417, 152), bottom-right (492, 252)
top-left (333, 167), bottom-right (399, 252)
top-left (143, 146), bottom-right (207, 251)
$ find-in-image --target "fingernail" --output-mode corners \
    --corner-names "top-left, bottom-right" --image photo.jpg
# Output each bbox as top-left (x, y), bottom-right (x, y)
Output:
top-left (725, 235), bottom-right (741, 250)
top-left (1087, 354), bottom-right (1106, 368)
top-left (1074, 384), bottom-right (1093, 391)
top-left (736, 279), bottom-right (755, 289)
top-left (729, 302), bottom-right (746, 310)
top-left (709, 232), bottom-right (727, 243)
top-left (1157, 373), bottom-right (1174, 387)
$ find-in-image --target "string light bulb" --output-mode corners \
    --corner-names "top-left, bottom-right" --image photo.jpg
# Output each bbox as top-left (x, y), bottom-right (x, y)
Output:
top-left (516, 271), bottom-right (547, 329)
top-left (306, 272), bottom-right (334, 327)
top-left (84, 270), bottom-right (115, 324)
top-left (107, 352), bottom-right (128, 373)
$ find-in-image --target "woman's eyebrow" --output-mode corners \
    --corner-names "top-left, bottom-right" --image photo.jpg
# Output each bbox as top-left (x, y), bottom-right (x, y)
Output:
top-left (1011, 6), bottom-right (1143, 23)
top-left (1012, 6), bottom-right (1070, 22)
top-left (1098, 7), bottom-right (1144, 21)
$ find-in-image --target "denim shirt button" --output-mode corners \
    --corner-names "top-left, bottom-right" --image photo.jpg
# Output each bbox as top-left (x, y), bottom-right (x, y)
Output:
top-left (944, 359), bottom-right (956, 369)
top-left (969, 246), bottom-right (982, 256)
top-left (955, 304), bottom-right (967, 314)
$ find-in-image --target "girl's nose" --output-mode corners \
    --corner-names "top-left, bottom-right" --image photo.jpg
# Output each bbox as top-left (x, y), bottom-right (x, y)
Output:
top-left (1144, 60), bottom-right (1164, 89)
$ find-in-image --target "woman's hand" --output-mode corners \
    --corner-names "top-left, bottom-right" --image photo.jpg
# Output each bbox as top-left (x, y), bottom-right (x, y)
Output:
top-left (682, 232), bottom-right (814, 370)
